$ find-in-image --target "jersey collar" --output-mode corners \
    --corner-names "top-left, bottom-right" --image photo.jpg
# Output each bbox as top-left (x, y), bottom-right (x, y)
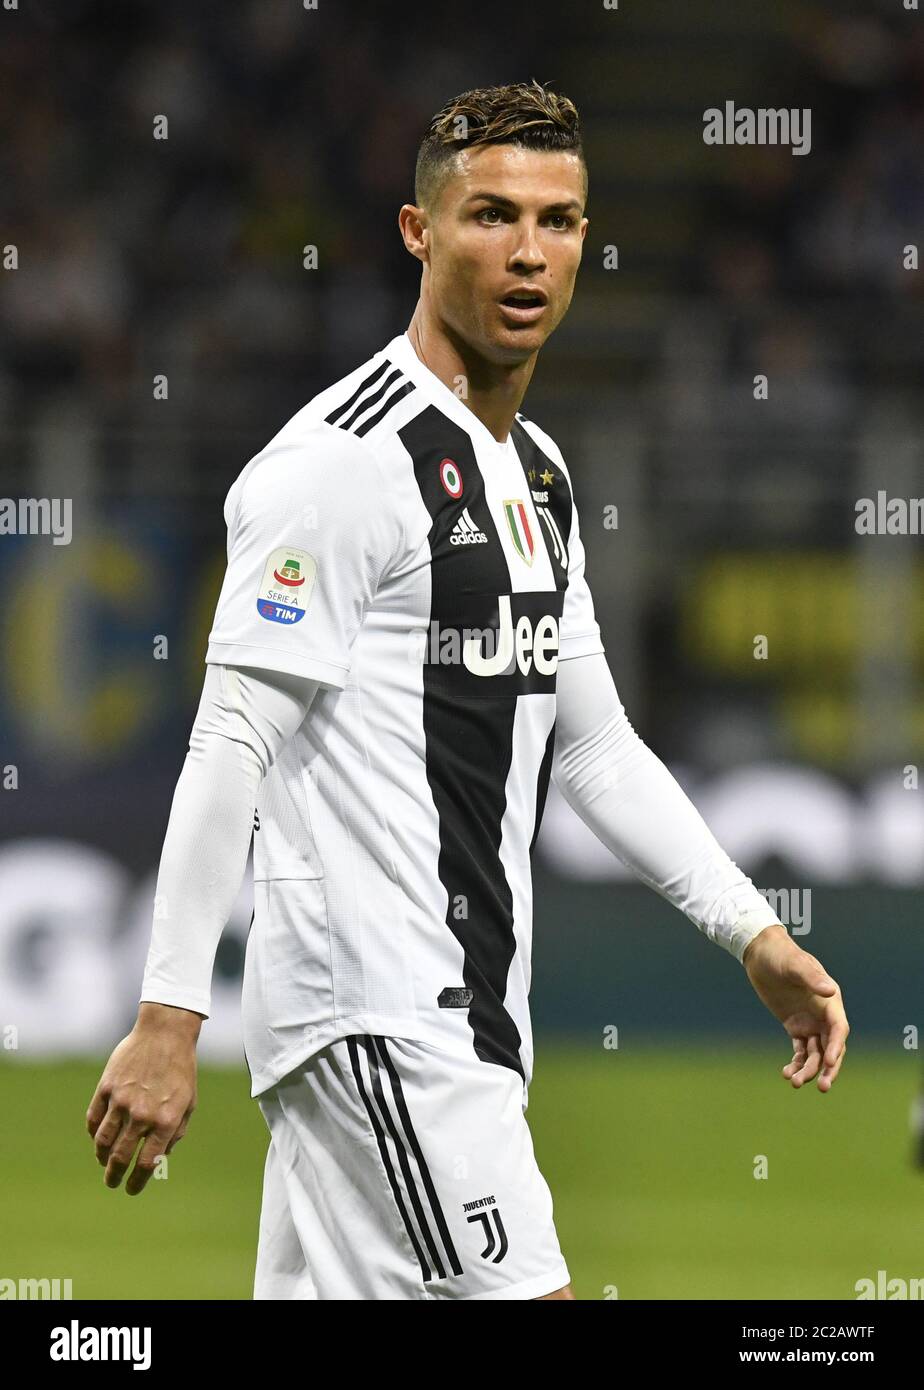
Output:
top-left (384, 332), bottom-right (516, 454)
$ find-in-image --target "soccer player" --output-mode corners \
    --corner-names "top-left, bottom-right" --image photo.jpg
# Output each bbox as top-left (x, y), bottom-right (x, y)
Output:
top-left (86, 80), bottom-right (849, 1301)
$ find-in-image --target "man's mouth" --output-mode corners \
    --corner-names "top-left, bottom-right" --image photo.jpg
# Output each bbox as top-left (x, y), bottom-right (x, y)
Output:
top-left (498, 290), bottom-right (548, 323)
top-left (501, 292), bottom-right (546, 307)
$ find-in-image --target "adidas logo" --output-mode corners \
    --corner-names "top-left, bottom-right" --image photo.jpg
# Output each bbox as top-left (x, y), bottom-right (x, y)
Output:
top-left (450, 508), bottom-right (488, 545)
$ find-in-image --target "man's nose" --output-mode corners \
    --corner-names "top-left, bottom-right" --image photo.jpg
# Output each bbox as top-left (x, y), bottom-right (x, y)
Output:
top-left (511, 221), bottom-right (546, 269)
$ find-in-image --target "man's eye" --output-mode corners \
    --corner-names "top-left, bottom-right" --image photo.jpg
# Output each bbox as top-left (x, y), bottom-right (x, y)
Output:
top-left (547, 215), bottom-right (573, 229)
top-left (478, 208), bottom-right (503, 222)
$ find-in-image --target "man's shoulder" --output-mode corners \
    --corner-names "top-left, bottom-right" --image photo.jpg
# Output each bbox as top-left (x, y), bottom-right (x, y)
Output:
top-left (223, 340), bottom-right (413, 525)
top-left (264, 344), bottom-right (400, 455)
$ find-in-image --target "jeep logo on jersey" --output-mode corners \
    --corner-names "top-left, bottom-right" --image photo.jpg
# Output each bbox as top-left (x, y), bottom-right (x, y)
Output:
top-left (462, 595), bottom-right (557, 678)
top-left (422, 590), bottom-right (564, 697)
top-left (257, 545), bottom-right (317, 625)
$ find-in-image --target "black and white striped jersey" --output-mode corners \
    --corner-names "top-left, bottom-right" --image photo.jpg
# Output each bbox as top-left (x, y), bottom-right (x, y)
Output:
top-left (206, 331), bottom-right (605, 1098)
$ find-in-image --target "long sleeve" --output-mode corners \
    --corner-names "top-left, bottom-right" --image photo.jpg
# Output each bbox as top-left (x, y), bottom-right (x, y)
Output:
top-left (139, 662), bottom-right (319, 1017)
top-left (551, 652), bottom-right (782, 962)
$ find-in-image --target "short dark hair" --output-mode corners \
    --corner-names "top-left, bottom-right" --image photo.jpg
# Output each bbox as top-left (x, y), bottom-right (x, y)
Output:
top-left (414, 79), bottom-right (586, 213)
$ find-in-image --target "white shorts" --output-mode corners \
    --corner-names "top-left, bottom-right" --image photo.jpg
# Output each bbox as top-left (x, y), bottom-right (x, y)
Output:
top-left (253, 1034), bottom-right (571, 1300)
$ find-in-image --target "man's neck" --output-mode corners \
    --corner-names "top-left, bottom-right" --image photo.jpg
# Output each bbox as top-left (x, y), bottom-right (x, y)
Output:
top-left (405, 305), bottom-right (537, 444)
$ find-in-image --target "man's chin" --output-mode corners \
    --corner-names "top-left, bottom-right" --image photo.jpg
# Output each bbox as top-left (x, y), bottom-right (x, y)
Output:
top-left (484, 324), bottom-right (547, 364)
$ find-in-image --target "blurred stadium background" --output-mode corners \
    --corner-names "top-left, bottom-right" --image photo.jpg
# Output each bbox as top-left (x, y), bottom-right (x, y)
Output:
top-left (1, 0), bottom-right (922, 1299)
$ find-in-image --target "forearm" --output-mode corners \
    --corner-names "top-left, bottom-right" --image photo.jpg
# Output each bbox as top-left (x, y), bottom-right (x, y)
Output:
top-left (140, 663), bottom-right (318, 1018)
top-left (552, 654), bottom-right (781, 962)
top-left (140, 711), bottom-right (262, 1016)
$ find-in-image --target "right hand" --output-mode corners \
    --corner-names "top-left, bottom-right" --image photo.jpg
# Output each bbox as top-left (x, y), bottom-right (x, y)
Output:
top-left (86, 1002), bottom-right (202, 1196)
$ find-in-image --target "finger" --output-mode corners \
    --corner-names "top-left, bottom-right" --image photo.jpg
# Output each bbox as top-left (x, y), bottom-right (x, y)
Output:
top-left (818, 1032), bottom-right (848, 1091)
top-left (86, 1085), bottom-right (111, 1138)
top-left (782, 1042), bottom-right (807, 1078)
top-left (790, 1035), bottom-right (820, 1087)
top-left (790, 1035), bottom-right (822, 1088)
top-left (93, 1103), bottom-right (127, 1166)
top-left (817, 1044), bottom-right (846, 1092)
top-left (164, 1120), bottom-right (189, 1156)
top-left (104, 1120), bottom-right (152, 1189)
top-left (125, 1130), bottom-right (171, 1196)
top-left (823, 1017), bottom-right (849, 1069)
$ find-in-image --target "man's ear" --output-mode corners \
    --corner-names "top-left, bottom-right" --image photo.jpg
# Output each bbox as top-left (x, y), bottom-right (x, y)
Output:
top-left (398, 204), bottom-right (429, 263)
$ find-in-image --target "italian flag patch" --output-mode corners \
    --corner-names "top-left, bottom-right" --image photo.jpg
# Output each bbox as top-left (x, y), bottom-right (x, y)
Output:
top-left (504, 499), bottom-right (534, 566)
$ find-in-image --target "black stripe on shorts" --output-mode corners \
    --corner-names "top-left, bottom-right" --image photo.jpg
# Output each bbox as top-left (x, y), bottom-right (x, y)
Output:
top-left (346, 1035), bottom-right (462, 1283)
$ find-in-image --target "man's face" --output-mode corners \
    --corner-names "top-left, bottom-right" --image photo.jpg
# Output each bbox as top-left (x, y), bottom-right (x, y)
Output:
top-left (422, 144), bottom-right (588, 364)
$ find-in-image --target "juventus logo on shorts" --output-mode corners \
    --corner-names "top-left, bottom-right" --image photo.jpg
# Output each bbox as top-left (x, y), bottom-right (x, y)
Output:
top-left (466, 1205), bottom-right (509, 1264)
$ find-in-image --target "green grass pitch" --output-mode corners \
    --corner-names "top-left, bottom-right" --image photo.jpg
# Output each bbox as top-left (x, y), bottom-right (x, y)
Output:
top-left (1, 1043), bottom-right (919, 1300)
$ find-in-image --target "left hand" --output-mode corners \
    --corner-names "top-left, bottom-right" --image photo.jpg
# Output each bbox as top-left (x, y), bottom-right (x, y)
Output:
top-left (742, 925), bottom-right (849, 1092)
